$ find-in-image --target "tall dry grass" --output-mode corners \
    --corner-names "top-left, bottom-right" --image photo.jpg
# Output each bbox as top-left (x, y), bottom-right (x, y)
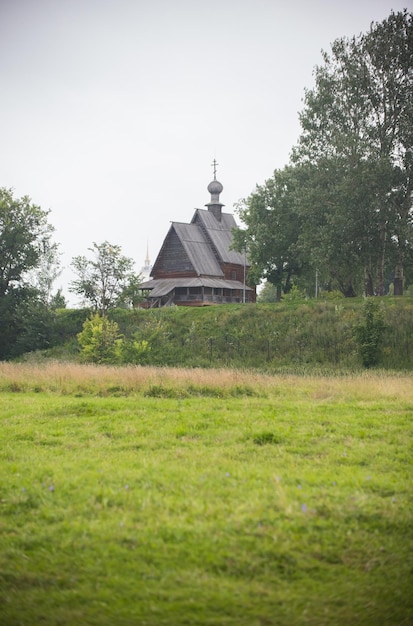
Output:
top-left (0, 361), bottom-right (269, 395)
top-left (0, 361), bottom-right (412, 401)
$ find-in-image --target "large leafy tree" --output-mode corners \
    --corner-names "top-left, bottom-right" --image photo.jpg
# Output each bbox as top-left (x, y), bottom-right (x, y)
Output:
top-left (234, 11), bottom-right (412, 299)
top-left (70, 241), bottom-right (142, 315)
top-left (0, 188), bottom-right (59, 358)
top-left (0, 188), bottom-right (55, 297)
top-left (293, 9), bottom-right (413, 295)
top-left (294, 157), bottom-right (384, 297)
top-left (233, 166), bottom-right (306, 301)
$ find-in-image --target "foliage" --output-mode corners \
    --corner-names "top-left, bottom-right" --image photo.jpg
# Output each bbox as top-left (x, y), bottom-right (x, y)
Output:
top-left (319, 290), bottom-right (345, 301)
top-left (77, 313), bottom-right (124, 364)
top-left (77, 313), bottom-right (152, 365)
top-left (353, 298), bottom-right (388, 367)
top-left (120, 336), bottom-right (151, 364)
top-left (233, 166), bottom-right (306, 300)
top-left (293, 10), bottom-right (413, 296)
top-left (49, 288), bottom-right (67, 310)
top-left (0, 287), bottom-right (57, 359)
top-left (70, 241), bottom-right (142, 315)
top-left (51, 308), bottom-right (90, 343)
top-left (25, 239), bottom-right (62, 306)
top-left (0, 373), bottom-right (412, 624)
top-left (234, 11), bottom-right (412, 298)
top-left (0, 188), bottom-right (60, 359)
top-left (281, 283), bottom-right (307, 302)
top-left (257, 281), bottom-right (279, 303)
top-left (31, 299), bottom-right (413, 372)
top-left (0, 188), bottom-right (55, 296)
top-left (117, 273), bottom-right (145, 309)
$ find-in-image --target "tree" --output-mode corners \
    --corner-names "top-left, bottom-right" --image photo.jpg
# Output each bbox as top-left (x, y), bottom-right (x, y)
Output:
top-left (70, 241), bottom-right (142, 315)
top-left (0, 188), bottom-right (58, 358)
top-left (0, 188), bottom-right (55, 297)
top-left (367, 11), bottom-right (413, 294)
top-left (294, 10), bottom-right (413, 296)
top-left (233, 166), bottom-right (306, 301)
top-left (293, 157), bottom-right (371, 297)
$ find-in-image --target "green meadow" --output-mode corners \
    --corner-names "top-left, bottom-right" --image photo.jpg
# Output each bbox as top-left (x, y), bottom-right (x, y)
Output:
top-left (0, 363), bottom-right (412, 625)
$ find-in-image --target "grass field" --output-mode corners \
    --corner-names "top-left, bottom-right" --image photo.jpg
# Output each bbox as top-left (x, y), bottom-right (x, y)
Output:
top-left (0, 363), bottom-right (412, 625)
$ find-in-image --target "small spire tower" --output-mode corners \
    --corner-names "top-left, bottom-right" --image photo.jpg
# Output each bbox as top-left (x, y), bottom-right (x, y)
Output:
top-left (140, 242), bottom-right (152, 281)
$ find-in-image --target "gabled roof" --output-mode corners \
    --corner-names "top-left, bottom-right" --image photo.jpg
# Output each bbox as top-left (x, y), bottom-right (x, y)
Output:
top-left (192, 209), bottom-right (246, 266)
top-left (173, 222), bottom-right (223, 277)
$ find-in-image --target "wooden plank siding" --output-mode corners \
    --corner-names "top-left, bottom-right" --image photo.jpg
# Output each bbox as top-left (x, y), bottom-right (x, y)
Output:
top-left (154, 229), bottom-right (196, 275)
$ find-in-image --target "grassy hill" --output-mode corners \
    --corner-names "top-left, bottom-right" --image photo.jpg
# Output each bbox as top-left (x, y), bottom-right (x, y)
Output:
top-left (34, 297), bottom-right (413, 371)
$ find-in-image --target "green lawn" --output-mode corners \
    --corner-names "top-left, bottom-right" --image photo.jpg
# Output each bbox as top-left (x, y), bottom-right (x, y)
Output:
top-left (0, 368), bottom-right (412, 625)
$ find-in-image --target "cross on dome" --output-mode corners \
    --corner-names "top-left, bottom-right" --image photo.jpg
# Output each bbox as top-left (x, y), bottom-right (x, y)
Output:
top-left (211, 158), bottom-right (218, 180)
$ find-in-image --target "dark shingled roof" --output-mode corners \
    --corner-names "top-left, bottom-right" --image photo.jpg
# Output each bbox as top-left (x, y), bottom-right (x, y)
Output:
top-left (192, 209), bottom-right (246, 266)
top-left (172, 222), bottom-right (223, 277)
top-left (139, 276), bottom-right (252, 297)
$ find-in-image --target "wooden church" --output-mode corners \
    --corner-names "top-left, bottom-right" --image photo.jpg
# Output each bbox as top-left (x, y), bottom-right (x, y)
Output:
top-left (139, 165), bottom-right (256, 307)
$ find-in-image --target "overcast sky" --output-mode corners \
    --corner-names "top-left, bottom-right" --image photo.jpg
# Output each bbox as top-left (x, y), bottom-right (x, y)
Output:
top-left (1, 0), bottom-right (410, 305)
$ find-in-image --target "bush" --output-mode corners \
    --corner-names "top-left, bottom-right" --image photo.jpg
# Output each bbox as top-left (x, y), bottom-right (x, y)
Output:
top-left (77, 314), bottom-right (123, 364)
top-left (120, 338), bottom-right (151, 364)
top-left (282, 284), bottom-right (307, 302)
top-left (319, 290), bottom-right (345, 300)
top-left (353, 299), bottom-right (387, 368)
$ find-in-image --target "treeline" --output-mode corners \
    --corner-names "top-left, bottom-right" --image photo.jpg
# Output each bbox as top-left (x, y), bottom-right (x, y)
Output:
top-left (233, 10), bottom-right (413, 299)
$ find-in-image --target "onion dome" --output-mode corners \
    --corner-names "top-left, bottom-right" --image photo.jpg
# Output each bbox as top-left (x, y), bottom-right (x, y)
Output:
top-left (205, 160), bottom-right (224, 221)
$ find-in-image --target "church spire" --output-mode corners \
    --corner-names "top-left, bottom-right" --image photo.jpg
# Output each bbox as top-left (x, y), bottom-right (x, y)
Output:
top-left (140, 242), bottom-right (152, 281)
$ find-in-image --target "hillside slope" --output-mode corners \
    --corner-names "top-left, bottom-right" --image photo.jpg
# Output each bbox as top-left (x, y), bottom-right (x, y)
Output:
top-left (43, 297), bottom-right (413, 371)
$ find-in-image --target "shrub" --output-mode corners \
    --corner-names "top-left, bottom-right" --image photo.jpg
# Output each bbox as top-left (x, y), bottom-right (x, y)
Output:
top-left (77, 314), bottom-right (123, 364)
top-left (120, 338), bottom-right (151, 364)
top-left (320, 290), bottom-right (345, 300)
top-left (353, 298), bottom-right (387, 368)
top-left (282, 284), bottom-right (307, 302)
